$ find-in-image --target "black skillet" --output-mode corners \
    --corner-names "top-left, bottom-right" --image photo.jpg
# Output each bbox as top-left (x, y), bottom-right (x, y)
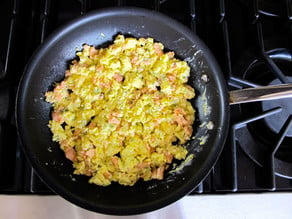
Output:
top-left (16, 7), bottom-right (229, 215)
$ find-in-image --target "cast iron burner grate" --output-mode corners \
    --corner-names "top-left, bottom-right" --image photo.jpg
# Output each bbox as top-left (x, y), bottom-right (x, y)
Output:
top-left (233, 48), bottom-right (292, 181)
top-left (227, 0), bottom-right (292, 190)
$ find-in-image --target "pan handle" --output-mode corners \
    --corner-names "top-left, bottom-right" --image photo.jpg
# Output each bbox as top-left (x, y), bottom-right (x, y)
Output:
top-left (229, 83), bottom-right (292, 105)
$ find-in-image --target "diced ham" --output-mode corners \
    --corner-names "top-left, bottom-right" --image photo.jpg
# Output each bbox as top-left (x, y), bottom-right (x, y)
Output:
top-left (85, 148), bottom-right (95, 158)
top-left (52, 111), bottom-right (64, 123)
top-left (103, 171), bottom-right (112, 179)
top-left (64, 148), bottom-right (77, 161)
top-left (99, 82), bottom-right (110, 88)
top-left (153, 43), bottom-right (163, 56)
top-left (136, 162), bottom-right (151, 169)
top-left (65, 70), bottom-right (71, 77)
top-left (88, 122), bottom-right (97, 128)
top-left (184, 125), bottom-right (193, 136)
top-left (164, 152), bottom-right (174, 163)
top-left (85, 169), bottom-right (92, 176)
top-left (111, 156), bottom-right (119, 167)
top-left (167, 51), bottom-right (175, 58)
top-left (131, 55), bottom-right (139, 64)
top-left (152, 166), bottom-right (165, 180)
top-left (156, 166), bottom-right (165, 179)
top-left (89, 47), bottom-right (97, 57)
top-left (166, 74), bottom-right (176, 83)
top-left (174, 114), bottom-right (189, 126)
top-left (108, 112), bottom-right (121, 125)
top-left (113, 73), bottom-right (123, 82)
top-left (108, 116), bottom-right (120, 125)
top-left (83, 44), bottom-right (90, 50)
top-left (96, 65), bottom-right (104, 72)
top-left (174, 107), bottom-right (186, 115)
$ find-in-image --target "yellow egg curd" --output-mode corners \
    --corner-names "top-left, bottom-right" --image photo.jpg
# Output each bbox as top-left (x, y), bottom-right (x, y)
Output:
top-left (45, 35), bottom-right (195, 186)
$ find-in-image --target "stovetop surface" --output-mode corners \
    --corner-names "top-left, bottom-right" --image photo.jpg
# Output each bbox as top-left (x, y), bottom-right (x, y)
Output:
top-left (0, 0), bottom-right (291, 194)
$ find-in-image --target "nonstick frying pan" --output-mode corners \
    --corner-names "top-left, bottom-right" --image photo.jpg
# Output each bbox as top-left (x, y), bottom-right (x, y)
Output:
top-left (16, 7), bottom-right (292, 215)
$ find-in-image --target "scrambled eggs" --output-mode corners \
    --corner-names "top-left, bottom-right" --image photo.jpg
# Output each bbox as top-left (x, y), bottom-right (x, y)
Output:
top-left (45, 35), bottom-right (195, 186)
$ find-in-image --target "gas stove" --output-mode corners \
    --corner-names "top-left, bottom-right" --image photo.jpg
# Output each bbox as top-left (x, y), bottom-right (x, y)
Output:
top-left (0, 0), bottom-right (291, 195)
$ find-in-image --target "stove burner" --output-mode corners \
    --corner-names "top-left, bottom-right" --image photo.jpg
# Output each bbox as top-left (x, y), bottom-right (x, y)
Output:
top-left (233, 46), bottom-right (292, 179)
top-left (262, 78), bottom-right (292, 137)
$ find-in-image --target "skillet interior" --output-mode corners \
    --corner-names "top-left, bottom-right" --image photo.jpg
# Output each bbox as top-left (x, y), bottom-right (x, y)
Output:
top-left (16, 7), bottom-right (229, 215)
